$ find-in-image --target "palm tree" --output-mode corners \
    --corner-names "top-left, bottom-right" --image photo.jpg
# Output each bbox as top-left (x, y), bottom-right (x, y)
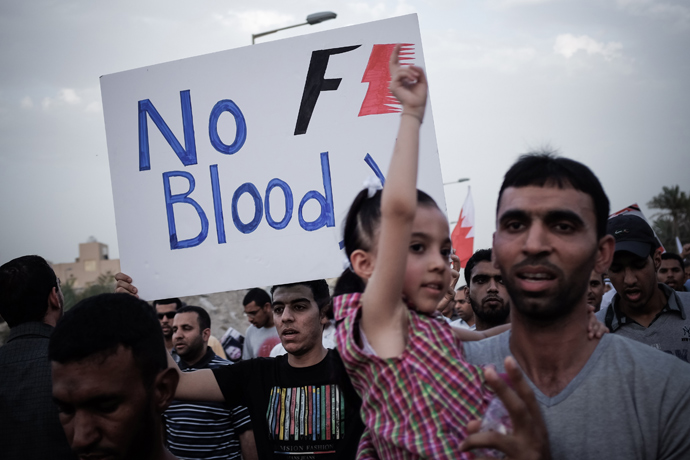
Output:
top-left (648, 185), bottom-right (690, 251)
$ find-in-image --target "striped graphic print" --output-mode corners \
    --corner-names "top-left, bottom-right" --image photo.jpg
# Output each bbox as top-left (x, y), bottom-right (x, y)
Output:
top-left (266, 384), bottom-right (346, 441)
top-left (333, 293), bottom-right (492, 459)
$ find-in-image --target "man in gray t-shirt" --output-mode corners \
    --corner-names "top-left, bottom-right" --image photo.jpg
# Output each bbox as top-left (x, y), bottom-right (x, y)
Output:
top-left (464, 332), bottom-right (690, 459)
top-left (460, 154), bottom-right (690, 459)
top-left (241, 288), bottom-right (280, 359)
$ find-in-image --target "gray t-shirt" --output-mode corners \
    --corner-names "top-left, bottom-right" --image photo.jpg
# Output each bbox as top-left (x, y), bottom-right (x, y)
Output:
top-left (595, 284), bottom-right (690, 362)
top-left (463, 332), bottom-right (690, 460)
top-left (242, 324), bottom-right (280, 360)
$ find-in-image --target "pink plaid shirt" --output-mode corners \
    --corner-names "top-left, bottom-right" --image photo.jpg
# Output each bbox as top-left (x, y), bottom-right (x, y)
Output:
top-left (334, 293), bottom-right (490, 459)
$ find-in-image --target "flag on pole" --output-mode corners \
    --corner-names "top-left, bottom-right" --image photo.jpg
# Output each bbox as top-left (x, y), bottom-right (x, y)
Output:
top-left (609, 203), bottom-right (665, 253)
top-left (451, 187), bottom-right (475, 268)
top-left (676, 237), bottom-right (683, 255)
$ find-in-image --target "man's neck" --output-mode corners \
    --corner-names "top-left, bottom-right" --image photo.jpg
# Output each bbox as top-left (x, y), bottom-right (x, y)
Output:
top-left (509, 304), bottom-right (599, 398)
top-left (164, 336), bottom-right (173, 352)
top-left (287, 344), bottom-right (328, 368)
top-left (475, 317), bottom-right (503, 332)
top-left (181, 346), bottom-right (208, 367)
top-left (618, 284), bottom-right (667, 327)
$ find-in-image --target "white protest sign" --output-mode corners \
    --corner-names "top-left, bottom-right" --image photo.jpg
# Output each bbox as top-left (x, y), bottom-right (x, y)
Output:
top-left (101, 14), bottom-right (446, 300)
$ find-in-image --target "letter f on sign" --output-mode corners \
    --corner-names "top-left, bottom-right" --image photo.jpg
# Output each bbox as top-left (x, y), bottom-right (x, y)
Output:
top-left (294, 45), bottom-right (361, 135)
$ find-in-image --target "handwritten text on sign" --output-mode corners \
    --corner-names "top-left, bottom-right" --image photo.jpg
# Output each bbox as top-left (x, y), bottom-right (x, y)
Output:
top-left (101, 15), bottom-right (445, 299)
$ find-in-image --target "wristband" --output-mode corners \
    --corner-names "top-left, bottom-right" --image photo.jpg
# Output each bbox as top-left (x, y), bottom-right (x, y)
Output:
top-left (401, 112), bottom-right (423, 124)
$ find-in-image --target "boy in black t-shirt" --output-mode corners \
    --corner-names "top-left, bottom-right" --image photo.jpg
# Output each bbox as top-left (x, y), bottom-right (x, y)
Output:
top-left (167, 280), bottom-right (364, 460)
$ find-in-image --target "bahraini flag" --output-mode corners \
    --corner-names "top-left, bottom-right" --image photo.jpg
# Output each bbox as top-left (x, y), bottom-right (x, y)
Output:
top-left (451, 187), bottom-right (475, 268)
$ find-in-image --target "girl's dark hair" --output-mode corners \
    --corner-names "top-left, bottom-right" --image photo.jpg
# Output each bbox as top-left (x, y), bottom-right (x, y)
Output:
top-left (334, 188), bottom-right (439, 296)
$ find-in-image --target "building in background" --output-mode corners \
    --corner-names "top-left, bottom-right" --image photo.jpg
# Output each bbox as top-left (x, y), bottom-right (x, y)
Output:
top-left (51, 238), bottom-right (120, 290)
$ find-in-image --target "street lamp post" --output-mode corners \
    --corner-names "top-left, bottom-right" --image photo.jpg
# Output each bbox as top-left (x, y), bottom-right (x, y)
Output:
top-left (443, 178), bottom-right (470, 186)
top-left (252, 11), bottom-right (337, 44)
top-left (445, 179), bottom-right (470, 225)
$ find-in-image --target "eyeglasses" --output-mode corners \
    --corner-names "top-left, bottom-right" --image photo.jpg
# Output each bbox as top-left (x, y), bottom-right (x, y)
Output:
top-left (243, 309), bottom-right (261, 318)
top-left (157, 312), bottom-right (176, 320)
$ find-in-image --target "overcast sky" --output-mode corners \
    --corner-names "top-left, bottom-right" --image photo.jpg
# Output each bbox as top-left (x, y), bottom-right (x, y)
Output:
top-left (1, 0), bottom-right (689, 267)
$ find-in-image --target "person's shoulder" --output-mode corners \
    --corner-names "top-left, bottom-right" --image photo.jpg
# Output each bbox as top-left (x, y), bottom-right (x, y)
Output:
top-left (462, 330), bottom-right (510, 367)
top-left (595, 305), bottom-right (609, 322)
top-left (449, 318), bottom-right (470, 329)
top-left (333, 292), bottom-right (363, 321)
top-left (676, 290), bottom-right (690, 308)
top-left (327, 347), bottom-right (344, 363)
top-left (604, 334), bottom-right (690, 375)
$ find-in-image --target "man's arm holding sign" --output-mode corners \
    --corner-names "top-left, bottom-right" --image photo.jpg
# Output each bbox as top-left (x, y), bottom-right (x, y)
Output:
top-left (115, 272), bottom-right (225, 402)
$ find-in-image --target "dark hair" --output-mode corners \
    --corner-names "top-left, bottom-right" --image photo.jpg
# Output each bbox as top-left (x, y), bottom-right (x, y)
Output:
top-left (271, 279), bottom-right (331, 311)
top-left (243, 288), bottom-right (271, 308)
top-left (0, 255), bottom-right (57, 327)
top-left (498, 152), bottom-right (610, 239)
top-left (176, 305), bottom-right (211, 331)
top-left (661, 252), bottom-right (685, 271)
top-left (335, 188), bottom-right (440, 295)
top-left (49, 293), bottom-right (167, 388)
top-left (464, 249), bottom-right (492, 286)
top-left (153, 298), bottom-right (182, 310)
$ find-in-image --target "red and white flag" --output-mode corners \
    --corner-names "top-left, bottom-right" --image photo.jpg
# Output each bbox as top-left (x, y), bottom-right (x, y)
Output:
top-left (451, 187), bottom-right (475, 268)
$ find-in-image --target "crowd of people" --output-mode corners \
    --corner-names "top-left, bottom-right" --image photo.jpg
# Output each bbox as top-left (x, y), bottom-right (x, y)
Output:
top-left (1, 45), bottom-right (690, 460)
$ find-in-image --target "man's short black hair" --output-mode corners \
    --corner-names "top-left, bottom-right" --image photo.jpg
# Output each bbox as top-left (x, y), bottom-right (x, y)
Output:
top-left (242, 288), bottom-right (271, 308)
top-left (271, 280), bottom-right (331, 311)
top-left (153, 298), bottom-right (182, 310)
top-left (498, 152), bottom-right (610, 239)
top-left (661, 252), bottom-right (685, 271)
top-left (176, 305), bottom-right (211, 331)
top-left (49, 293), bottom-right (167, 388)
top-left (0, 255), bottom-right (58, 327)
top-left (464, 249), bottom-right (492, 286)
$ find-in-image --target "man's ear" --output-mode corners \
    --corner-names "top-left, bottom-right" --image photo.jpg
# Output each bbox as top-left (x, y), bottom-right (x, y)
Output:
top-left (202, 328), bottom-right (211, 342)
top-left (351, 249), bottom-right (374, 280)
top-left (652, 248), bottom-right (663, 271)
top-left (153, 368), bottom-right (179, 414)
top-left (43, 287), bottom-right (63, 327)
top-left (319, 308), bottom-right (329, 326)
top-left (594, 234), bottom-right (615, 275)
top-left (263, 302), bottom-right (273, 312)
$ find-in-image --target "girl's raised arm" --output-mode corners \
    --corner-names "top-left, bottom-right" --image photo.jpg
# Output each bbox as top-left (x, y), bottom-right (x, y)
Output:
top-left (359, 44), bottom-right (428, 358)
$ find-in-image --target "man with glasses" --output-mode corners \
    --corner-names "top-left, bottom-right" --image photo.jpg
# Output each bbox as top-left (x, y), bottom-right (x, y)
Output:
top-left (153, 298), bottom-right (182, 353)
top-left (0, 255), bottom-right (74, 459)
top-left (241, 288), bottom-right (280, 359)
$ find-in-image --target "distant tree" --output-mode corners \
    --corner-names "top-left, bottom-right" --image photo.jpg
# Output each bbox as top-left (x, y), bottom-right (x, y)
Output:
top-left (61, 272), bottom-right (117, 310)
top-left (648, 185), bottom-right (690, 252)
